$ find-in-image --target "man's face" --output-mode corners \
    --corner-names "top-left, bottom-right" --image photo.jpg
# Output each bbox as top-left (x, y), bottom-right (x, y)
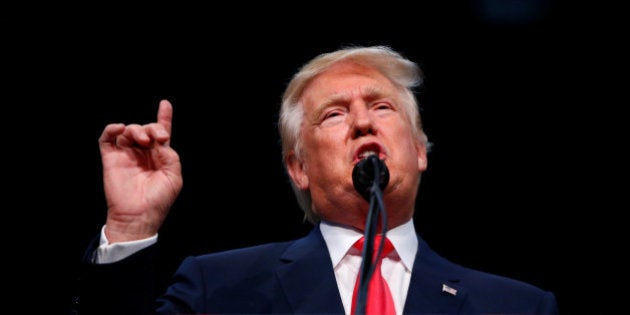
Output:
top-left (286, 62), bottom-right (427, 230)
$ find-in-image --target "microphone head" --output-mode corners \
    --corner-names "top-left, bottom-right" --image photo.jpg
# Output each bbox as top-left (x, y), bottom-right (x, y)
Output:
top-left (352, 155), bottom-right (390, 201)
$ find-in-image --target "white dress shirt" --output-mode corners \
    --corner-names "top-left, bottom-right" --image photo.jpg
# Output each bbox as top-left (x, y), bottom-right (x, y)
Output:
top-left (320, 219), bottom-right (418, 315)
top-left (95, 226), bottom-right (157, 264)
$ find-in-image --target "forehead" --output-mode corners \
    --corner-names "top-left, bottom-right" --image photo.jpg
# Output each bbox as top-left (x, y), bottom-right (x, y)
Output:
top-left (300, 62), bottom-right (395, 100)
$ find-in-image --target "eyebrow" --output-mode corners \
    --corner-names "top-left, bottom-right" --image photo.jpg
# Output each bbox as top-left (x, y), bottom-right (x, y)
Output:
top-left (321, 85), bottom-right (390, 108)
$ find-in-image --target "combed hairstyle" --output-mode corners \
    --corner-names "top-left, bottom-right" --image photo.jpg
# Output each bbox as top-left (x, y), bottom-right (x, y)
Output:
top-left (278, 45), bottom-right (429, 224)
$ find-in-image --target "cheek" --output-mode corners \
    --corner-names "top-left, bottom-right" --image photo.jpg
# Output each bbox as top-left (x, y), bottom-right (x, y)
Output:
top-left (393, 130), bottom-right (421, 167)
top-left (304, 129), bottom-right (345, 154)
top-left (303, 136), bottom-right (348, 177)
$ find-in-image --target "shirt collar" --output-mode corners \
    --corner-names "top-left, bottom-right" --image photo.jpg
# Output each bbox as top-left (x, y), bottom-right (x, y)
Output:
top-left (320, 218), bottom-right (418, 271)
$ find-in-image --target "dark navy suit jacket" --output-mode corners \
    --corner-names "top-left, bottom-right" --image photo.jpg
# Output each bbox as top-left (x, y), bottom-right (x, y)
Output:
top-left (76, 224), bottom-right (558, 314)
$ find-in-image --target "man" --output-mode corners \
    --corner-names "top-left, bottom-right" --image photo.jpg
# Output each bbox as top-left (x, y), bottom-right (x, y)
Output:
top-left (75, 46), bottom-right (559, 314)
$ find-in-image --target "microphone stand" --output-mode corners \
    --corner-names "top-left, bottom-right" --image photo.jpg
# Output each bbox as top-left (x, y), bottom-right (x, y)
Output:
top-left (354, 156), bottom-right (388, 315)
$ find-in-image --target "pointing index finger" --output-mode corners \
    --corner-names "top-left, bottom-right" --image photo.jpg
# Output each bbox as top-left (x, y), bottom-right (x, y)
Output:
top-left (157, 99), bottom-right (174, 136)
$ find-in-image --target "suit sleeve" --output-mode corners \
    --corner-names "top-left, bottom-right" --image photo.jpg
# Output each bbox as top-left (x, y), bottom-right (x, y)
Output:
top-left (72, 234), bottom-right (160, 315)
top-left (537, 290), bottom-right (560, 315)
top-left (154, 256), bottom-right (206, 314)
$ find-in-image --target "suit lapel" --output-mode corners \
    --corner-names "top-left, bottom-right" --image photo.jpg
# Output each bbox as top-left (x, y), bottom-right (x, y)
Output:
top-left (274, 228), bottom-right (470, 314)
top-left (276, 226), bottom-right (345, 314)
top-left (403, 237), bottom-right (468, 314)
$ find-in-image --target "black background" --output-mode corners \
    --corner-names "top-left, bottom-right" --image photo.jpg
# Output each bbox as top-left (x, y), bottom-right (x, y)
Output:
top-left (14, 1), bottom-right (620, 314)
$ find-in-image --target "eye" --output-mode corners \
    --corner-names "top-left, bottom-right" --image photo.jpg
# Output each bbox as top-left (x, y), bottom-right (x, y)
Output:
top-left (323, 109), bottom-right (345, 120)
top-left (319, 108), bottom-right (347, 127)
top-left (373, 102), bottom-right (394, 111)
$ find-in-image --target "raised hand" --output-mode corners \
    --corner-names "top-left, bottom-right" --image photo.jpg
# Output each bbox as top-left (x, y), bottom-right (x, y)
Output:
top-left (98, 100), bottom-right (183, 243)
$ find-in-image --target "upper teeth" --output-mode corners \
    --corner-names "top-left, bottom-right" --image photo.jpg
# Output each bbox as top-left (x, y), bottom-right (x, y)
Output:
top-left (359, 151), bottom-right (378, 159)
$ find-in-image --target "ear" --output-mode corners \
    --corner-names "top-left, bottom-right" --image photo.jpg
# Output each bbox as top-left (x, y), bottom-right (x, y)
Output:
top-left (286, 150), bottom-right (309, 190)
top-left (416, 141), bottom-right (428, 172)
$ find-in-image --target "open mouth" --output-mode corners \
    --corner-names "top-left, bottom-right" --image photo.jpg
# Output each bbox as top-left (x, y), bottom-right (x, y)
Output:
top-left (354, 143), bottom-right (384, 163)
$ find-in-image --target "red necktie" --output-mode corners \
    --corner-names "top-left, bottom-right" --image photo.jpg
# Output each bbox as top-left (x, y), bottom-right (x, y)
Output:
top-left (351, 235), bottom-right (396, 315)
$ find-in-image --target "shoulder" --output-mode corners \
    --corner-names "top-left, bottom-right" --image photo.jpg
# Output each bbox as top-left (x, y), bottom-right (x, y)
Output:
top-left (459, 266), bottom-right (558, 312)
top-left (417, 237), bottom-right (557, 310)
top-left (189, 226), bottom-right (325, 267)
top-left (459, 264), bottom-right (551, 297)
top-left (186, 241), bottom-right (295, 269)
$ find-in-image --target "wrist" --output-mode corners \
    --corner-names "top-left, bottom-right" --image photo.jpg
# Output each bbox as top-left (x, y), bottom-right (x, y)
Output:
top-left (104, 219), bottom-right (159, 243)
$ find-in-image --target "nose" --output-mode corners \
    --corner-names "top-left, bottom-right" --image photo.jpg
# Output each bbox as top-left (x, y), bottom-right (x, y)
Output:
top-left (351, 104), bottom-right (376, 139)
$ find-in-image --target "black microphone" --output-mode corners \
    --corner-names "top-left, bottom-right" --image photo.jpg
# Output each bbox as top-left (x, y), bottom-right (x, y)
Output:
top-left (352, 154), bottom-right (390, 315)
top-left (352, 154), bottom-right (390, 201)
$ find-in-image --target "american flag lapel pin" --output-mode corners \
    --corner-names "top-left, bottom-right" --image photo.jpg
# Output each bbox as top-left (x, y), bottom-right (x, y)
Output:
top-left (442, 284), bottom-right (457, 296)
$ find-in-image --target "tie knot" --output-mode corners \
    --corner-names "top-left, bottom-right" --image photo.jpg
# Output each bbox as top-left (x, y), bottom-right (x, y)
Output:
top-left (353, 235), bottom-right (394, 260)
